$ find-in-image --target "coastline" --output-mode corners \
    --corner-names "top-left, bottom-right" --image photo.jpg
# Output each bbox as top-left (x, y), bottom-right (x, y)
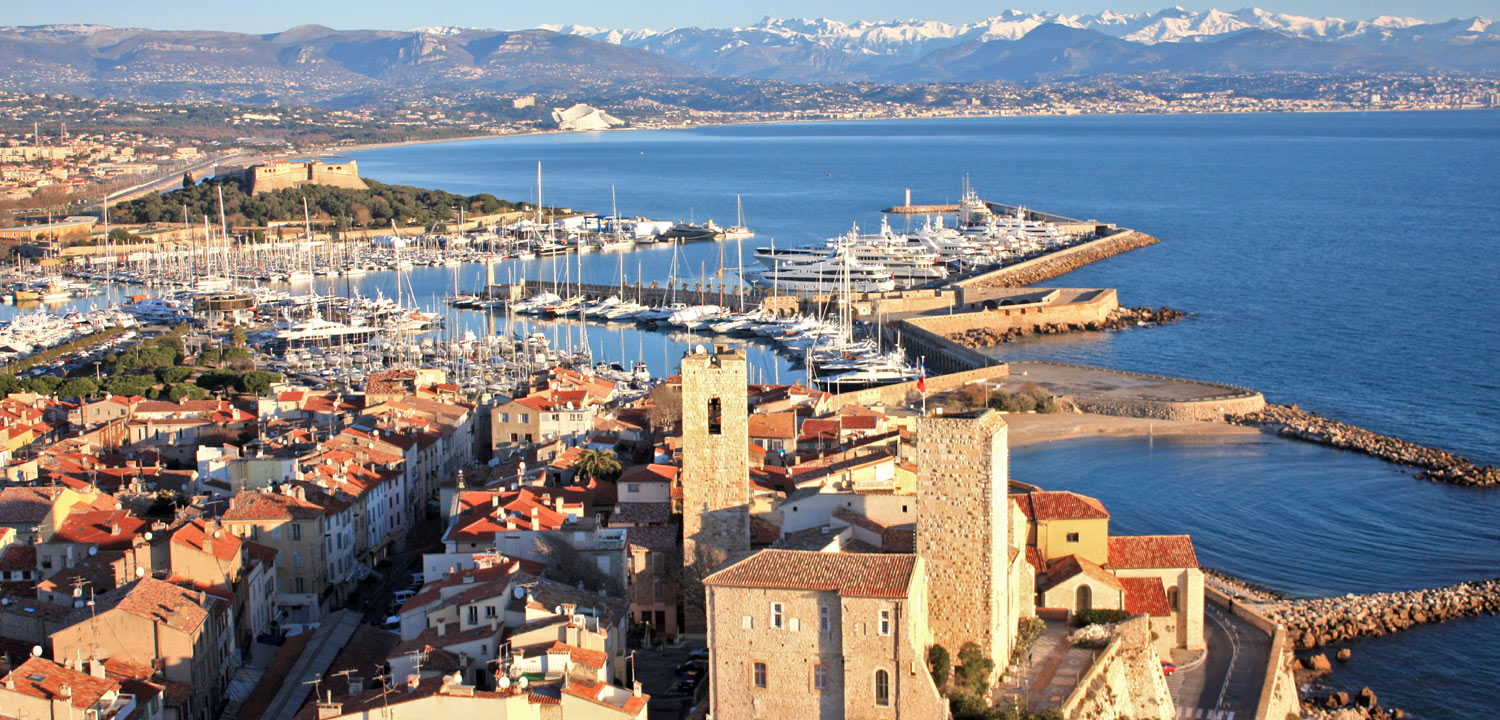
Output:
top-left (310, 107), bottom-right (1497, 159)
top-left (1003, 411), bottom-right (1266, 449)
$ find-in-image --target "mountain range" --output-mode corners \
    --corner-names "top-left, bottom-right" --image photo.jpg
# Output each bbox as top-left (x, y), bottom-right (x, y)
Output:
top-left (0, 7), bottom-right (1492, 105)
top-left (541, 7), bottom-right (1497, 81)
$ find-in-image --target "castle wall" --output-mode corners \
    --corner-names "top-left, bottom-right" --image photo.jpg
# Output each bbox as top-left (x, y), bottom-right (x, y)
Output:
top-left (1059, 615), bottom-right (1176, 720)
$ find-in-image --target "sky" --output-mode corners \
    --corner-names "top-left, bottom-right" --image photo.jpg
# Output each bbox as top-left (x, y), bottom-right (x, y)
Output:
top-left (3, 0), bottom-right (1491, 33)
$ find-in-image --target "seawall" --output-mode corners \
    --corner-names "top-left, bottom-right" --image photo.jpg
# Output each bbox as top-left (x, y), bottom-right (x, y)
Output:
top-left (1252, 578), bottom-right (1500, 649)
top-left (956, 230), bottom-right (1160, 293)
top-left (1230, 404), bottom-right (1500, 487)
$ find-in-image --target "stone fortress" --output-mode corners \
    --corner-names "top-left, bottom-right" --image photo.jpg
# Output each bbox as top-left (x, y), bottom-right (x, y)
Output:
top-left (214, 158), bottom-right (366, 195)
top-left (680, 344), bottom-right (1204, 720)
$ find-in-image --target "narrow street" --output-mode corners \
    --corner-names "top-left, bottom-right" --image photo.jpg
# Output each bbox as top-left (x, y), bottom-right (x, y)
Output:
top-left (1168, 603), bottom-right (1271, 719)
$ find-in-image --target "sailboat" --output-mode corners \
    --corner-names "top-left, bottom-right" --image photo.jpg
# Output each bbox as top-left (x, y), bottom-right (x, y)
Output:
top-left (723, 195), bottom-right (754, 240)
top-left (286, 199), bottom-right (315, 282)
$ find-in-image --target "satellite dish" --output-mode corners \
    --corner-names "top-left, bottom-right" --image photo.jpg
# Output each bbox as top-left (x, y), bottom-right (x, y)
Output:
top-left (31, 646), bottom-right (41, 658)
top-left (88, 547), bottom-right (98, 557)
top-left (135, 567), bottom-right (145, 578)
top-left (512, 587), bottom-right (524, 599)
top-left (213, 531), bottom-right (221, 538)
top-left (497, 676), bottom-right (511, 690)
top-left (508, 664), bottom-right (523, 679)
top-left (517, 676), bottom-right (529, 690)
top-left (73, 588), bottom-right (82, 598)
top-left (144, 532), bottom-right (153, 541)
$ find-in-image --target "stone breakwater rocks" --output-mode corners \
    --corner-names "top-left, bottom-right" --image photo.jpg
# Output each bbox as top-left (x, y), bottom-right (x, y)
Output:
top-left (946, 306), bottom-right (1183, 348)
top-left (967, 230), bottom-right (1160, 289)
top-left (1301, 690), bottom-right (1407, 720)
top-left (1253, 578), bottom-right (1500, 649)
top-left (1230, 404), bottom-right (1500, 487)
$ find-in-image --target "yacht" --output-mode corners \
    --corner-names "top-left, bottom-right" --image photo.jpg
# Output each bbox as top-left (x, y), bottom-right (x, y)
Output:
top-left (760, 250), bottom-right (897, 294)
top-left (273, 317), bottom-right (377, 348)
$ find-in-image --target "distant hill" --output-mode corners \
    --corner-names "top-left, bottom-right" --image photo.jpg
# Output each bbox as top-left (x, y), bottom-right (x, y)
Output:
top-left (0, 25), bottom-right (701, 103)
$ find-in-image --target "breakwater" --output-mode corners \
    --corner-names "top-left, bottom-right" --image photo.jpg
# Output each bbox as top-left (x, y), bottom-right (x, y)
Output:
top-left (946, 306), bottom-right (1183, 348)
top-left (1229, 404), bottom-right (1500, 487)
top-left (1251, 578), bottom-right (1500, 650)
top-left (956, 230), bottom-right (1159, 291)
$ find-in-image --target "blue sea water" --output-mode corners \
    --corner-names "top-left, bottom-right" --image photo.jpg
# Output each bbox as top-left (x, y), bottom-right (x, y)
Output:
top-left (341, 112), bottom-right (1498, 720)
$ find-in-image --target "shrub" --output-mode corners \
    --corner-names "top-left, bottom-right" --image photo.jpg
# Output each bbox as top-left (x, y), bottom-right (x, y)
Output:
top-left (928, 644), bottom-right (952, 688)
top-left (1071, 609), bottom-right (1131, 628)
top-left (955, 642), bottom-right (994, 694)
top-left (158, 366), bottom-right (194, 384)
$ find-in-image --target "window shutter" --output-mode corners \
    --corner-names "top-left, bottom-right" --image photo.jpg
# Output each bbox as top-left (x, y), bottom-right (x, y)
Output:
top-left (742, 615), bottom-right (753, 630)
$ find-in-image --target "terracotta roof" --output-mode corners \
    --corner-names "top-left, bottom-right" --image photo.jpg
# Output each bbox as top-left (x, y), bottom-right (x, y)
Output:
top-left (610, 502), bottom-right (670, 526)
top-left (625, 525), bottom-right (677, 552)
top-left (171, 520), bottom-right (243, 564)
top-left (0, 486), bottom-right (64, 523)
top-left (222, 489), bottom-right (326, 521)
top-left (50, 509), bottom-right (147, 550)
top-left (1107, 535), bottom-right (1198, 569)
top-left (1039, 554), bottom-right (1125, 593)
top-left (561, 677), bottom-right (647, 716)
top-left (746, 412), bottom-right (797, 440)
top-left (616, 464), bottom-right (677, 485)
top-left (0, 543), bottom-right (36, 571)
top-left (1121, 576), bottom-right (1171, 617)
top-left (550, 641), bottom-right (607, 669)
top-left (705, 549), bottom-right (916, 598)
top-left (749, 516), bottom-right (780, 546)
top-left (3, 657), bottom-right (119, 709)
top-left (1013, 491), bottom-right (1109, 521)
top-left (90, 577), bottom-right (218, 634)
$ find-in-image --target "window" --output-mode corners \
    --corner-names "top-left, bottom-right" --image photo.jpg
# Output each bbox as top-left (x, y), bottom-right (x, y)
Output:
top-left (627, 483), bottom-right (640, 494)
top-left (519, 413), bottom-right (530, 424)
top-left (290, 524), bottom-right (302, 541)
top-left (486, 606), bottom-right (497, 618)
top-left (1076, 585), bottom-right (1092, 612)
top-left (707, 397), bottom-right (722, 435)
top-left (753, 662), bottom-right (767, 688)
top-left (1167, 587), bottom-right (1180, 612)
top-left (510, 433), bottom-right (519, 442)
top-left (770, 602), bottom-right (784, 629)
top-left (500, 413), bottom-right (510, 423)
top-left (294, 577), bottom-right (305, 593)
top-left (878, 609), bottom-right (891, 635)
top-left (292, 550), bottom-right (303, 567)
top-left (874, 670), bottom-right (890, 706)
top-left (1066, 532), bottom-right (1080, 542)
top-left (468, 606), bottom-right (478, 624)
top-left (813, 664), bottom-right (826, 690)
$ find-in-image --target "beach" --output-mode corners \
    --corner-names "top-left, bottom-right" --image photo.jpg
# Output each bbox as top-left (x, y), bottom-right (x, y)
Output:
top-left (1002, 411), bottom-right (1267, 449)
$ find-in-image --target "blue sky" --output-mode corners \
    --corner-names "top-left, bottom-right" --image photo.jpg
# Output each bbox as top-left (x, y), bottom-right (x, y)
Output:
top-left (6, 1), bottom-right (1491, 32)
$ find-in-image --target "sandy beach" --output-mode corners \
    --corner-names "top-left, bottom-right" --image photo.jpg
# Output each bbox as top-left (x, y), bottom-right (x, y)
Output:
top-left (1002, 411), bottom-right (1267, 449)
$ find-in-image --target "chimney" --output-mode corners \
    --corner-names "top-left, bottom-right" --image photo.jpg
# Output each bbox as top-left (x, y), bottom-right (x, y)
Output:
top-left (202, 532), bottom-right (213, 557)
top-left (633, 681), bottom-right (643, 698)
top-left (317, 702), bottom-right (343, 719)
top-left (553, 496), bottom-right (564, 512)
top-left (58, 684), bottom-right (72, 700)
top-left (436, 621), bottom-right (447, 637)
top-left (405, 674), bottom-right (420, 692)
top-left (529, 507), bottom-right (539, 531)
top-left (89, 659), bottom-right (107, 680)
top-left (110, 523), bottom-right (122, 536)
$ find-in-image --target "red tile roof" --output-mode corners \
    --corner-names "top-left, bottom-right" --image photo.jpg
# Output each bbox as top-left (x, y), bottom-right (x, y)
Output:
top-left (1013, 491), bottom-right (1110, 521)
top-left (50, 509), bottom-right (147, 550)
top-left (616, 464), bottom-right (677, 485)
top-left (1107, 535), bottom-right (1198, 569)
top-left (3, 657), bottom-right (119, 709)
top-left (222, 489), bottom-right (325, 521)
top-left (705, 549), bottom-right (917, 598)
top-left (1039, 554), bottom-right (1125, 593)
top-left (746, 412), bottom-right (797, 440)
top-left (561, 677), bottom-right (647, 716)
top-left (171, 520), bottom-right (243, 564)
top-left (1121, 576), bottom-right (1171, 617)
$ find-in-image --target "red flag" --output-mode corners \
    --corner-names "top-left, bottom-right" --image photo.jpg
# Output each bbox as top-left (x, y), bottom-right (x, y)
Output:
top-left (916, 362), bottom-right (927, 394)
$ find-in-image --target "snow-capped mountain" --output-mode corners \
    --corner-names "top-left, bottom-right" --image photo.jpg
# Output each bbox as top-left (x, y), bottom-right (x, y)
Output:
top-left (536, 7), bottom-right (1495, 81)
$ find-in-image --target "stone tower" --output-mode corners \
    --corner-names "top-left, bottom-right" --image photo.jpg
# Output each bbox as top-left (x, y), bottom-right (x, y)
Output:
top-left (680, 345), bottom-right (751, 631)
top-left (916, 410), bottom-right (1011, 665)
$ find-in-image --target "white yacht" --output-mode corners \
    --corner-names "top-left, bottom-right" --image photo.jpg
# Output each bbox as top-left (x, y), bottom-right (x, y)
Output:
top-left (760, 250), bottom-right (897, 294)
top-left (273, 317), bottom-right (377, 348)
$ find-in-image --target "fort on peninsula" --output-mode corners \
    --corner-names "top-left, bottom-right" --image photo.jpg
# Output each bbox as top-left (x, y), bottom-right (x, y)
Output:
top-left (213, 158), bottom-right (366, 194)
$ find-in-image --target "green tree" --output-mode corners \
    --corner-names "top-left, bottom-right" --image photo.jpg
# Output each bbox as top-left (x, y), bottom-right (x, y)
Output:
top-left (168, 383), bottom-right (209, 402)
top-left (197, 346), bottom-right (222, 367)
top-left (27, 375), bottom-right (62, 395)
top-left (928, 644), bottom-right (952, 688)
top-left (229, 324), bottom-right (247, 347)
top-left (0, 375), bottom-right (25, 396)
top-left (238, 371), bottom-right (282, 395)
top-left (182, 172), bottom-right (194, 190)
top-left (158, 366), bottom-right (193, 384)
top-left (955, 642), bottom-right (994, 695)
top-left (574, 449), bottom-right (623, 483)
top-left (57, 377), bottom-right (99, 400)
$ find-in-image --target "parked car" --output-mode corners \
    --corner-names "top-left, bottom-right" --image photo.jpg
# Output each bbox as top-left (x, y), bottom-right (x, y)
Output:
top-left (1161, 661), bottom-right (1176, 676)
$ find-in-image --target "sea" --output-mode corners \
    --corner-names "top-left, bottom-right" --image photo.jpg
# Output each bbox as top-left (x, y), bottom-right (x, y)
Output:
top-left (19, 111), bottom-right (1500, 718)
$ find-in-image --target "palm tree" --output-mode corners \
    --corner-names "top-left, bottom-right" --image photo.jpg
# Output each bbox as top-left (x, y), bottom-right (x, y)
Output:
top-left (575, 449), bottom-right (623, 483)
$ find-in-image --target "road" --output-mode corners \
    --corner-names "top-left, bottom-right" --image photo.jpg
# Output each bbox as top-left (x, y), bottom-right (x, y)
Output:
top-left (1168, 602), bottom-right (1270, 720)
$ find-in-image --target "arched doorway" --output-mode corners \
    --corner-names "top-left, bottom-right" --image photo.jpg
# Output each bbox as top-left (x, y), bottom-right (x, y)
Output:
top-left (1076, 584), bottom-right (1092, 612)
